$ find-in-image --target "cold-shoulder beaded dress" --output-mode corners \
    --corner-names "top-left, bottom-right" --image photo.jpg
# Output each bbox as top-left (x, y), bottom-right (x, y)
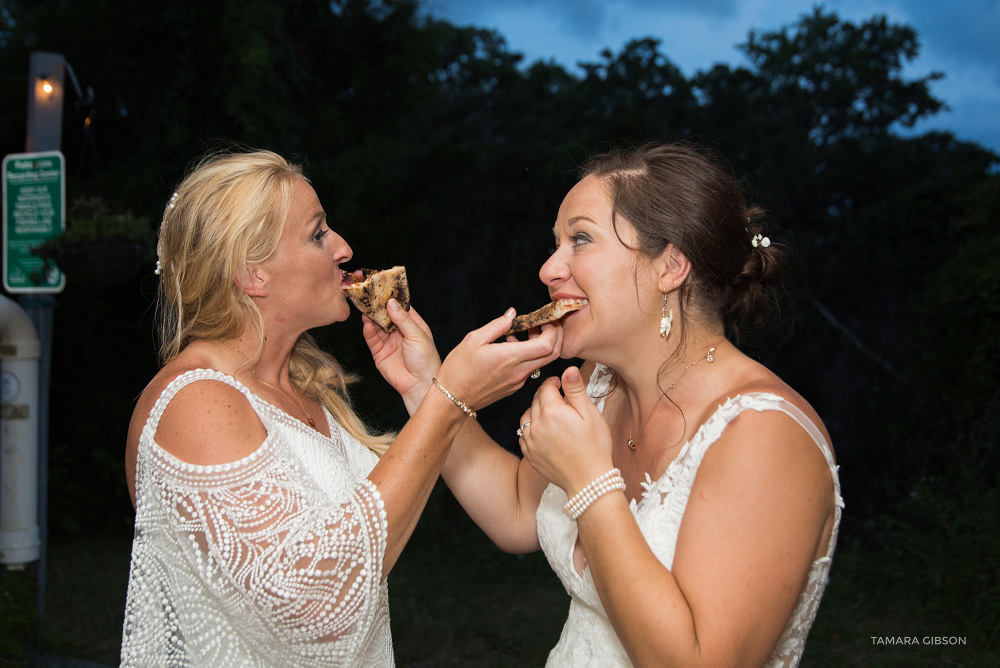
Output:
top-left (536, 364), bottom-right (844, 668)
top-left (121, 369), bottom-right (394, 667)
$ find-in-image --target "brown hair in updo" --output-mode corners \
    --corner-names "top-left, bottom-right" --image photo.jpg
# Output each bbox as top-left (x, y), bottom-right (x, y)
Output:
top-left (580, 141), bottom-right (787, 342)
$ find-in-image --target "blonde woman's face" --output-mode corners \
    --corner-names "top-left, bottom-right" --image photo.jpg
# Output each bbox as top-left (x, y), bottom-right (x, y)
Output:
top-left (260, 179), bottom-right (354, 329)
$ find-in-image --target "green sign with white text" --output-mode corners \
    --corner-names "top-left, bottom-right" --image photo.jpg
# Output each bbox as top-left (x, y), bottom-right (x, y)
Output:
top-left (3, 151), bottom-right (65, 293)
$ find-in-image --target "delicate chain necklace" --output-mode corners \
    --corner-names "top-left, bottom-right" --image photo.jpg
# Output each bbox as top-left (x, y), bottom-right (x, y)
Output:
top-left (625, 342), bottom-right (721, 451)
top-left (625, 394), bottom-right (663, 451)
top-left (223, 342), bottom-right (317, 429)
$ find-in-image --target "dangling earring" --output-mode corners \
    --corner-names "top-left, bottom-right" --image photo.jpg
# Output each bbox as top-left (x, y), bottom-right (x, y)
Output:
top-left (659, 294), bottom-right (673, 339)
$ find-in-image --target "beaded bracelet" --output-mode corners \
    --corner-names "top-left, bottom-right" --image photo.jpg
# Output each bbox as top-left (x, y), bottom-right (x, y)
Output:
top-left (563, 468), bottom-right (626, 520)
top-left (431, 377), bottom-right (477, 419)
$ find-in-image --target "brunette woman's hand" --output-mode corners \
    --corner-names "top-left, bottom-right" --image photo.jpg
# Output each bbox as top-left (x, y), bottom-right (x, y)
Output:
top-left (363, 300), bottom-right (441, 413)
top-left (517, 366), bottom-right (613, 496)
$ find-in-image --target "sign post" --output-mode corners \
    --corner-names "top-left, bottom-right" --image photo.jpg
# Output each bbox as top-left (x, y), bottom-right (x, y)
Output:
top-left (3, 150), bottom-right (65, 294)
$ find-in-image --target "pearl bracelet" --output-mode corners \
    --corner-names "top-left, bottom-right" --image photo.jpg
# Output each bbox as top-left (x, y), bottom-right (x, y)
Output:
top-left (563, 468), bottom-right (626, 520)
top-left (431, 377), bottom-right (477, 419)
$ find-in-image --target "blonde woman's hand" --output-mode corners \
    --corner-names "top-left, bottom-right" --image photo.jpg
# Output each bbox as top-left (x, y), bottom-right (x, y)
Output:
top-left (518, 366), bottom-right (613, 495)
top-left (363, 300), bottom-right (441, 413)
top-left (435, 309), bottom-right (563, 413)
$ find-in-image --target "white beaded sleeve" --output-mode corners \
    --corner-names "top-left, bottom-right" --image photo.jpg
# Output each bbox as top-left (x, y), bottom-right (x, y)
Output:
top-left (121, 370), bottom-right (392, 666)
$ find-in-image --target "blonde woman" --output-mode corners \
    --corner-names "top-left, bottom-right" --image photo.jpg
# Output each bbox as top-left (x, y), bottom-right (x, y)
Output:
top-left (121, 149), bottom-right (561, 666)
top-left (367, 142), bottom-right (843, 667)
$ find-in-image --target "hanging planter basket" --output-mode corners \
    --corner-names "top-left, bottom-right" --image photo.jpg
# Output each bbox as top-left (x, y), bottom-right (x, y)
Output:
top-left (32, 196), bottom-right (155, 289)
top-left (51, 237), bottom-right (149, 289)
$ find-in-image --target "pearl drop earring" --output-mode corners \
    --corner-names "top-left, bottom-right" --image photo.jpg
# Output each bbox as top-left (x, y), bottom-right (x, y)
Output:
top-left (659, 294), bottom-right (672, 339)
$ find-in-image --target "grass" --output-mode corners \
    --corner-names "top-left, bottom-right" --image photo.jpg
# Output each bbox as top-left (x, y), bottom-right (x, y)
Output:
top-left (388, 493), bottom-right (566, 666)
top-left (2, 484), bottom-right (998, 666)
top-left (43, 534), bottom-right (132, 664)
top-left (803, 542), bottom-right (998, 667)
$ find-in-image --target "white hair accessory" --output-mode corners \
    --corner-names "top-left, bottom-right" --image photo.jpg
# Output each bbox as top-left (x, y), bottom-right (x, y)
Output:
top-left (751, 233), bottom-right (770, 248)
top-left (154, 192), bottom-right (180, 275)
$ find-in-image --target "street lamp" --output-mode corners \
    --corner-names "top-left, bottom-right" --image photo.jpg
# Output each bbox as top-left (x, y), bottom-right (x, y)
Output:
top-left (28, 54), bottom-right (95, 152)
top-left (27, 53), bottom-right (65, 152)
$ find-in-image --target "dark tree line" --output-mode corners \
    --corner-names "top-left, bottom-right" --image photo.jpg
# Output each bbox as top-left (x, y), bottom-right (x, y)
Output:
top-left (1, 0), bottom-right (997, 644)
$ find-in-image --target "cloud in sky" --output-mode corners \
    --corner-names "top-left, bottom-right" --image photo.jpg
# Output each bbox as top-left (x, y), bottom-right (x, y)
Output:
top-left (424, 0), bottom-right (1000, 153)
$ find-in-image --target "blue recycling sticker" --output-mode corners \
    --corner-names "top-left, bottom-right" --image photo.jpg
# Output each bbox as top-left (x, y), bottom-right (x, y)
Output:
top-left (1, 370), bottom-right (21, 402)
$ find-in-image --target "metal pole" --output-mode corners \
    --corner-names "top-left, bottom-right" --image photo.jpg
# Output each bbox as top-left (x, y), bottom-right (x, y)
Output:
top-left (22, 49), bottom-right (65, 629)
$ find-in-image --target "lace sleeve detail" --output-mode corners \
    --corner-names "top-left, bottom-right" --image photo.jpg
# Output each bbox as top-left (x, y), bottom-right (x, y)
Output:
top-left (587, 363), bottom-right (614, 412)
top-left (184, 474), bottom-right (386, 638)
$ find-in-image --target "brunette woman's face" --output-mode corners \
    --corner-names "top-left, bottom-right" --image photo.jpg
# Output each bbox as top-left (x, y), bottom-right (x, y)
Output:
top-left (260, 179), bottom-right (354, 328)
top-left (539, 175), bottom-right (659, 361)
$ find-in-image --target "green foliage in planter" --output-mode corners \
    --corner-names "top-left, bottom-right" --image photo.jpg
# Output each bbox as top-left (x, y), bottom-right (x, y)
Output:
top-left (35, 196), bottom-right (156, 261)
top-left (32, 196), bottom-right (157, 287)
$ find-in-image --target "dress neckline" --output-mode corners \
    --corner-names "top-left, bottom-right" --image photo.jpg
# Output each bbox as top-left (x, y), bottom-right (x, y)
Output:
top-left (144, 368), bottom-right (336, 468)
top-left (200, 367), bottom-right (333, 439)
top-left (626, 392), bottom-right (759, 511)
top-left (586, 364), bottom-right (833, 513)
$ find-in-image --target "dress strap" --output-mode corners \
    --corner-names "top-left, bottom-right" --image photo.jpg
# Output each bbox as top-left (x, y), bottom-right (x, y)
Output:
top-left (737, 393), bottom-right (844, 557)
top-left (144, 368), bottom-right (259, 438)
top-left (751, 394), bottom-right (835, 470)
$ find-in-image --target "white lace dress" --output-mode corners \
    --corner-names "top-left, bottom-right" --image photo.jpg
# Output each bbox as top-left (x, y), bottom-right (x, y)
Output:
top-left (121, 369), bottom-right (394, 667)
top-left (536, 364), bottom-right (843, 667)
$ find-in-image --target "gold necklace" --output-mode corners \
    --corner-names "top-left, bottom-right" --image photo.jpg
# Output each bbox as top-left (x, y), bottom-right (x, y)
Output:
top-left (625, 394), bottom-right (664, 451)
top-left (625, 342), bottom-right (721, 451)
top-left (223, 342), bottom-right (317, 429)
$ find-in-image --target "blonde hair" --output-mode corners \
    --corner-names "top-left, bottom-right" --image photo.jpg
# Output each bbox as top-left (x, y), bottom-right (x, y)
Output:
top-left (156, 149), bottom-right (392, 455)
